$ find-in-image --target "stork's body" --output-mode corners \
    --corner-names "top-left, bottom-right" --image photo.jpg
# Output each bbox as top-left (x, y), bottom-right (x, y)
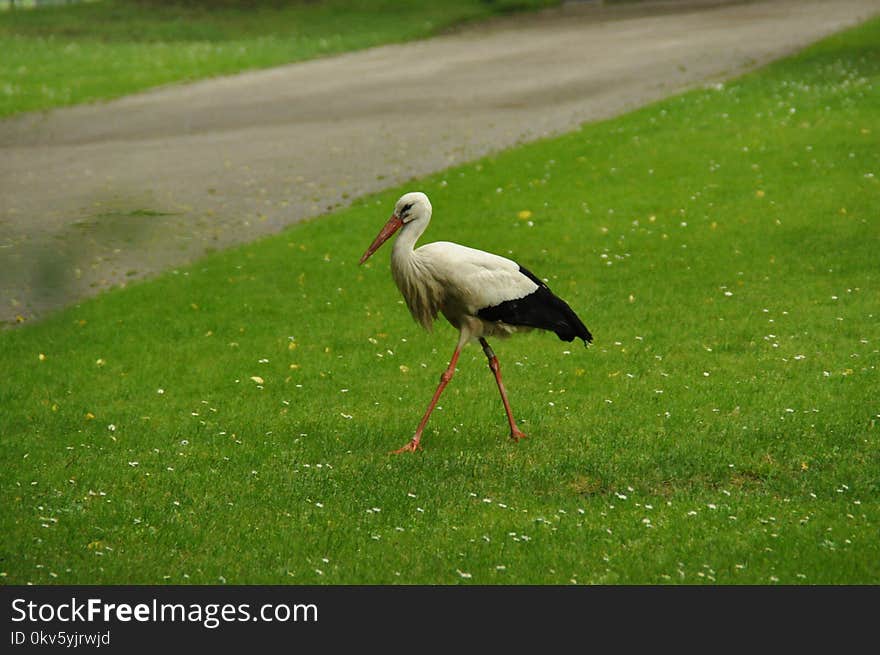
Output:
top-left (360, 192), bottom-right (591, 453)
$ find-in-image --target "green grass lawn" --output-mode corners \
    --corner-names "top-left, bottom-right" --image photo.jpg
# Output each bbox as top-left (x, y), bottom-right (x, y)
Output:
top-left (0, 0), bottom-right (557, 117)
top-left (2, 17), bottom-right (879, 585)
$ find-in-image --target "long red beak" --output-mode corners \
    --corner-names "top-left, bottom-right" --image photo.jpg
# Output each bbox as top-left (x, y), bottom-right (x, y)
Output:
top-left (359, 214), bottom-right (403, 265)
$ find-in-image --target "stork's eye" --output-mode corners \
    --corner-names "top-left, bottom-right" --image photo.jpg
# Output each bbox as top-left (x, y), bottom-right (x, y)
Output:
top-left (401, 202), bottom-right (414, 214)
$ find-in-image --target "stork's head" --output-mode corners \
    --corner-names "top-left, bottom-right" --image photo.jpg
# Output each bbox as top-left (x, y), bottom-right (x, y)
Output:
top-left (359, 192), bottom-right (432, 265)
top-left (395, 191), bottom-right (432, 224)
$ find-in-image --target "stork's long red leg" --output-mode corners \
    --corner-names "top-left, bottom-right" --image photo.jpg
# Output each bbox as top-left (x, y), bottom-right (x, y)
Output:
top-left (479, 338), bottom-right (527, 441)
top-left (392, 342), bottom-right (463, 454)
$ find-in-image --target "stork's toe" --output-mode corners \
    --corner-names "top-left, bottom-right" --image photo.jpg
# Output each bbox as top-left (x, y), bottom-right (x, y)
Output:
top-left (391, 439), bottom-right (421, 454)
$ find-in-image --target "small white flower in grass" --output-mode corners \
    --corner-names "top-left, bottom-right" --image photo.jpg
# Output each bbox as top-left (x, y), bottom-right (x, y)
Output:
top-left (128, 461), bottom-right (139, 467)
top-left (157, 389), bottom-right (165, 395)
top-left (457, 570), bottom-right (472, 579)
top-left (315, 569), bottom-right (324, 576)
top-left (107, 424), bottom-right (116, 432)
top-left (707, 504), bottom-right (717, 510)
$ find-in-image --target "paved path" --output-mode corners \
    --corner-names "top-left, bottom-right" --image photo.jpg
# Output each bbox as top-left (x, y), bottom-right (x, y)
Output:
top-left (2, 0), bottom-right (878, 324)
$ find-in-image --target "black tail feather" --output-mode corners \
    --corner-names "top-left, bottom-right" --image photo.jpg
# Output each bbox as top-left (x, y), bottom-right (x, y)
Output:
top-left (477, 265), bottom-right (592, 345)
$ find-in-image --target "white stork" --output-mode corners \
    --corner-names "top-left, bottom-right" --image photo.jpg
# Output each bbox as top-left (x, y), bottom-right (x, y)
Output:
top-left (359, 191), bottom-right (592, 453)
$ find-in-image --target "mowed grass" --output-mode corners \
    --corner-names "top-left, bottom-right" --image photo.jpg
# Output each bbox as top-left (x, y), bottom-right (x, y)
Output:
top-left (2, 18), bottom-right (879, 585)
top-left (0, 0), bottom-right (556, 117)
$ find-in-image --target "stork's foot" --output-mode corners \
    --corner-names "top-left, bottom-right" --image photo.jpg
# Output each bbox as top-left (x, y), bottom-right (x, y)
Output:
top-left (391, 439), bottom-right (421, 455)
top-left (510, 428), bottom-right (528, 442)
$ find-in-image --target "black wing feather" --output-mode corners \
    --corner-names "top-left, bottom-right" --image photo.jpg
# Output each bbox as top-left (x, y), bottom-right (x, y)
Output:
top-left (477, 265), bottom-right (592, 344)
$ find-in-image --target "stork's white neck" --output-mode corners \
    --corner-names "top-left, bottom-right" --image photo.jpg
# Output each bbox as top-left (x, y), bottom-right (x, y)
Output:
top-left (391, 217), bottom-right (429, 264)
top-left (388, 214), bottom-right (440, 332)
